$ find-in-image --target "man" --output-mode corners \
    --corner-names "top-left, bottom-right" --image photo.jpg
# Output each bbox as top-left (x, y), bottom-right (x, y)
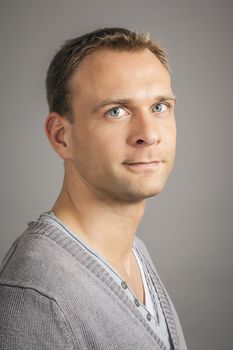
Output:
top-left (0, 28), bottom-right (187, 349)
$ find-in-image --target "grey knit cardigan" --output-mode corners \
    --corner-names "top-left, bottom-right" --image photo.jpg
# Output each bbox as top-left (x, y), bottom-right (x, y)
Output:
top-left (0, 215), bottom-right (187, 350)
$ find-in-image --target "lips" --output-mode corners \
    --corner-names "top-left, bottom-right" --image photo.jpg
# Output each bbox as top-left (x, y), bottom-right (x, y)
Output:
top-left (124, 161), bottom-right (161, 165)
top-left (123, 160), bottom-right (163, 170)
top-left (123, 160), bottom-right (163, 165)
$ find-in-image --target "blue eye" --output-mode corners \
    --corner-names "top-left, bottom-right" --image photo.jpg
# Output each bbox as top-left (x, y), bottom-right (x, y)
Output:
top-left (106, 107), bottom-right (128, 118)
top-left (109, 108), bottom-right (121, 116)
top-left (153, 103), bottom-right (168, 113)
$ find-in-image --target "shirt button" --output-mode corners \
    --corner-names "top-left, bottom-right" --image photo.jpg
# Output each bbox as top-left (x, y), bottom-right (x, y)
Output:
top-left (121, 281), bottom-right (128, 289)
top-left (147, 312), bottom-right (152, 321)
top-left (134, 298), bottom-right (140, 307)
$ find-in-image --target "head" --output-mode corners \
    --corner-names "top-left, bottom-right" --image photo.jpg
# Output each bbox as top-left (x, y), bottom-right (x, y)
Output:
top-left (45, 27), bottom-right (176, 204)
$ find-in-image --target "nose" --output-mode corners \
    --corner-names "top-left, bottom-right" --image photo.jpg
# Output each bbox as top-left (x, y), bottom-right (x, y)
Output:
top-left (127, 111), bottom-right (161, 147)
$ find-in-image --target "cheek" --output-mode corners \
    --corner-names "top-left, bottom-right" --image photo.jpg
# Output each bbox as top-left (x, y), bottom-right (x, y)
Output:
top-left (163, 119), bottom-right (176, 151)
top-left (171, 124), bottom-right (177, 151)
top-left (90, 125), bottom-right (126, 156)
top-left (72, 128), bottom-right (123, 167)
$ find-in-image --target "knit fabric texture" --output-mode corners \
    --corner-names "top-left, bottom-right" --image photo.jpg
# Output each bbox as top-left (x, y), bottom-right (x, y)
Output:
top-left (0, 214), bottom-right (187, 350)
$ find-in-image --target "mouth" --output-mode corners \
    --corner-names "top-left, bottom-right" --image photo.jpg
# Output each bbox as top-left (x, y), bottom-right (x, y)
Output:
top-left (123, 161), bottom-right (164, 171)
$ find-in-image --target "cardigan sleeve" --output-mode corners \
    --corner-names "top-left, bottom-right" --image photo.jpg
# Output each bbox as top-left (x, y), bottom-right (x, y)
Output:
top-left (0, 284), bottom-right (75, 350)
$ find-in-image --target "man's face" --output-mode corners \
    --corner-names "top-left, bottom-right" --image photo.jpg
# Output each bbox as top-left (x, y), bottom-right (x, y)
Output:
top-left (67, 48), bottom-right (176, 203)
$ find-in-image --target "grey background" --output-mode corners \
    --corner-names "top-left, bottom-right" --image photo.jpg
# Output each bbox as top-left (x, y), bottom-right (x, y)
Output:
top-left (0, 0), bottom-right (232, 349)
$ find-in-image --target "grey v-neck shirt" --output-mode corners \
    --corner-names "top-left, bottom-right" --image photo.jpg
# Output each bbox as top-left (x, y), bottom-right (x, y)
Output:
top-left (0, 213), bottom-right (187, 350)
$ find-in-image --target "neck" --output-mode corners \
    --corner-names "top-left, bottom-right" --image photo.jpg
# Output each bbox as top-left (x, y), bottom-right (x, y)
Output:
top-left (51, 168), bottom-right (146, 271)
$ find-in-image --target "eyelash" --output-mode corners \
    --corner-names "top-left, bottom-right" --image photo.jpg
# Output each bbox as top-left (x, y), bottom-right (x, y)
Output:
top-left (105, 102), bottom-right (170, 119)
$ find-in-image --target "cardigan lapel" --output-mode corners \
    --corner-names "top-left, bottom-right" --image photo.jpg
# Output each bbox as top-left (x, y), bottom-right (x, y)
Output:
top-left (135, 244), bottom-right (180, 350)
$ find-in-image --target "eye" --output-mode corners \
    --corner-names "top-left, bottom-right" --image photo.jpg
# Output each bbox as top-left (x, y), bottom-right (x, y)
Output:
top-left (105, 107), bottom-right (128, 118)
top-left (153, 103), bottom-right (168, 113)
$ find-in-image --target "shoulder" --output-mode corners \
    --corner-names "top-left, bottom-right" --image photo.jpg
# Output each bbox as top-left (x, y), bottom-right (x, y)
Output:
top-left (0, 220), bottom-right (77, 349)
top-left (0, 220), bottom-right (79, 298)
top-left (0, 284), bottom-right (75, 349)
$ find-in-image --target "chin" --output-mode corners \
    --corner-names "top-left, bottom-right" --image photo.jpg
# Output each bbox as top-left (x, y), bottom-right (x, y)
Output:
top-left (120, 166), bottom-right (172, 201)
top-left (120, 183), bottom-right (167, 203)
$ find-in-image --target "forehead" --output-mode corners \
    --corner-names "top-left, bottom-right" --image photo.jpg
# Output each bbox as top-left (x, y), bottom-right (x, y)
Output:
top-left (70, 49), bottom-right (172, 102)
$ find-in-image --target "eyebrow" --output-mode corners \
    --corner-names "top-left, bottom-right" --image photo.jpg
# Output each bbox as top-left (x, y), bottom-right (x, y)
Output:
top-left (91, 94), bottom-right (177, 114)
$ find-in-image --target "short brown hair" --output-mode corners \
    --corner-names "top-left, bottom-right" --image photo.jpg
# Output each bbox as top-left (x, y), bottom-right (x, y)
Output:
top-left (46, 27), bottom-right (170, 123)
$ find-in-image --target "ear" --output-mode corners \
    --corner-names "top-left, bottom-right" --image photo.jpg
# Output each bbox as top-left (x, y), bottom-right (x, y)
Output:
top-left (44, 112), bottom-right (72, 159)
